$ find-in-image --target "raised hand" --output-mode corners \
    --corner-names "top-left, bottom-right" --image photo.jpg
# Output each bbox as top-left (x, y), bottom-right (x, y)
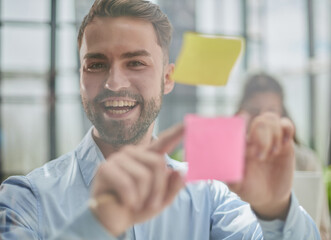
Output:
top-left (229, 112), bottom-right (295, 220)
top-left (89, 124), bottom-right (185, 236)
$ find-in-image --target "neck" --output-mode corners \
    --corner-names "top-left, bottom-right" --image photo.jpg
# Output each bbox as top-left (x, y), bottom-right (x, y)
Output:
top-left (92, 123), bottom-right (155, 159)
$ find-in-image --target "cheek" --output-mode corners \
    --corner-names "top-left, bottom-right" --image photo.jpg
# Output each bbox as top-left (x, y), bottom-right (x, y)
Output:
top-left (130, 71), bottom-right (163, 97)
top-left (139, 81), bottom-right (163, 100)
top-left (80, 74), bottom-right (103, 99)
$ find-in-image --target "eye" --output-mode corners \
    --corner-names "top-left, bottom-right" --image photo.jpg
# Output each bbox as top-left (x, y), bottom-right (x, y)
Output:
top-left (86, 62), bottom-right (108, 72)
top-left (127, 60), bottom-right (145, 68)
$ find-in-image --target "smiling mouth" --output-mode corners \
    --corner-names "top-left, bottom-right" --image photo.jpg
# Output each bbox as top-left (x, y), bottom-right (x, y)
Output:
top-left (103, 100), bottom-right (137, 114)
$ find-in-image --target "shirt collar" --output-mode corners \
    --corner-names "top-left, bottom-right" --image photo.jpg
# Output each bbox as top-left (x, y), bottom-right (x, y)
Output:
top-left (76, 127), bottom-right (105, 187)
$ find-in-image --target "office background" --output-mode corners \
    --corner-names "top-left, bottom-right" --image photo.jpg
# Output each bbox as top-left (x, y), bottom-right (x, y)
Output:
top-left (0, 0), bottom-right (330, 183)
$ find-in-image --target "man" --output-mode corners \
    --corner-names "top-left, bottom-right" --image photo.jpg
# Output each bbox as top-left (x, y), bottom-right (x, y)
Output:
top-left (0, 0), bottom-right (320, 239)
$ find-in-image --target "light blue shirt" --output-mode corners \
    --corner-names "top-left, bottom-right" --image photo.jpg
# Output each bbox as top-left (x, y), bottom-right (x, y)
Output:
top-left (0, 128), bottom-right (321, 239)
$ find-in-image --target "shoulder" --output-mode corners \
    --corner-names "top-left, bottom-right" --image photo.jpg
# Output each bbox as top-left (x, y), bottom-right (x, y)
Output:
top-left (0, 152), bottom-right (76, 203)
top-left (26, 151), bottom-right (76, 181)
top-left (1, 151), bottom-right (74, 188)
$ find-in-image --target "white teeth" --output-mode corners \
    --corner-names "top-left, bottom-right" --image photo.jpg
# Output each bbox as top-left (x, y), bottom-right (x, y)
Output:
top-left (109, 109), bottom-right (130, 114)
top-left (104, 100), bottom-right (136, 107)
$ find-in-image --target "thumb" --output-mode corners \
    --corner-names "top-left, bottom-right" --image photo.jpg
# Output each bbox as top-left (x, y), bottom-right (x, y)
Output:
top-left (149, 123), bottom-right (185, 154)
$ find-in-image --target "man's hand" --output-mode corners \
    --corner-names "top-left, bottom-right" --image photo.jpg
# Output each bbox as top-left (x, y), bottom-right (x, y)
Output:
top-left (229, 112), bottom-right (295, 220)
top-left (90, 124), bottom-right (185, 236)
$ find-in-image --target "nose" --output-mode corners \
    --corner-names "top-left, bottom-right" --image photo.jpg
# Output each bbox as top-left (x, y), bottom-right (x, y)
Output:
top-left (105, 65), bottom-right (130, 91)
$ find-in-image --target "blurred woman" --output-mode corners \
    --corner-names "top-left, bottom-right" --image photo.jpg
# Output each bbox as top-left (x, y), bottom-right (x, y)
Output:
top-left (237, 73), bottom-right (330, 239)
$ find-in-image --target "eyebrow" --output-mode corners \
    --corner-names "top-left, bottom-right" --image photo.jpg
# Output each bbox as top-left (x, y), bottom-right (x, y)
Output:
top-left (83, 53), bottom-right (107, 60)
top-left (83, 50), bottom-right (151, 60)
top-left (120, 50), bottom-right (151, 59)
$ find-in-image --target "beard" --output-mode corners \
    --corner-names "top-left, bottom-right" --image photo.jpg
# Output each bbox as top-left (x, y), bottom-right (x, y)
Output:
top-left (81, 80), bottom-right (164, 147)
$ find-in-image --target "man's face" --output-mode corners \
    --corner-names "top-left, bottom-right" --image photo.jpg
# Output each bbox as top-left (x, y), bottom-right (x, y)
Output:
top-left (79, 16), bottom-right (174, 146)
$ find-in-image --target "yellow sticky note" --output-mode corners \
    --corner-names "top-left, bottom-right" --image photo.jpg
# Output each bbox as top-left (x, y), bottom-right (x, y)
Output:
top-left (172, 32), bottom-right (244, 86)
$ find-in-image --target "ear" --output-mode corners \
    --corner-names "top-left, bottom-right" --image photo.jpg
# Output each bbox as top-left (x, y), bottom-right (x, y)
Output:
top-left (163, 63), bottom-right (175, 95)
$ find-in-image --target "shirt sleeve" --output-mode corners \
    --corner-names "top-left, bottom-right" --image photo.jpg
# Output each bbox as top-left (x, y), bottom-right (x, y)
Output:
top-left (209, 181), bottom-right (321, 239)
top-left (257, 192), bottom-right (321, 240)
top-left (0, 176), bottom-right (40, 239)
top-left (0, 176), bottom-right (128, 240)
top-left (209, 180), bottom-right (263, 239)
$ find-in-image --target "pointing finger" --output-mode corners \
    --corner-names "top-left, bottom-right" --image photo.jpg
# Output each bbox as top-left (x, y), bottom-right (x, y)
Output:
top-left (149, 123), bottom-right (185, 154)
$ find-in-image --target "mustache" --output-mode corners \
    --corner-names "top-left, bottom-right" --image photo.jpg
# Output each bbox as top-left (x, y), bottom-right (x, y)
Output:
top-left (94, 89), bottom-right (143, 103)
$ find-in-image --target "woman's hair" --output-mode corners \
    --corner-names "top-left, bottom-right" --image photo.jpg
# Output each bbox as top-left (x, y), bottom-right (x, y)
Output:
top-left (77, 0), bottom-right (172, 62)
top-left (238, 73), bottom-right (285, 114)
top-left (238, 73), bottom-right (299, 144)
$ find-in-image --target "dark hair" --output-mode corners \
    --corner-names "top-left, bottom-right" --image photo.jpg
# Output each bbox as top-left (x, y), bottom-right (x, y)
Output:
top-left (238, 73), bottom-right (284, 113)
top-left (238, 73), bottom-right (299, 144)
top-left (77, 0), bottom-right (172, 60)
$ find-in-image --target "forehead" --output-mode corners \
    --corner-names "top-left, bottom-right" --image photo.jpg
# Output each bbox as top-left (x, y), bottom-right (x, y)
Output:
top-left (80, 16), bottom-right (161, 57)
top-left (249, 92), bottom-right (282, 105)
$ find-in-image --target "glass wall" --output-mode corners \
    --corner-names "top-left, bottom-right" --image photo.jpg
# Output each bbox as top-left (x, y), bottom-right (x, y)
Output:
top-left (0, 0), bottom-right (330, 180)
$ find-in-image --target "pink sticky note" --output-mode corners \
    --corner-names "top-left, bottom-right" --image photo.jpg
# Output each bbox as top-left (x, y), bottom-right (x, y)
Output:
top-left (184, 114), bottom-right (246, 182)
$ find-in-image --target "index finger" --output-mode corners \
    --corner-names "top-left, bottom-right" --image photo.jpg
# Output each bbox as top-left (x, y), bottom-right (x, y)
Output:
top-left (149, 123), bottom-right (185, 154)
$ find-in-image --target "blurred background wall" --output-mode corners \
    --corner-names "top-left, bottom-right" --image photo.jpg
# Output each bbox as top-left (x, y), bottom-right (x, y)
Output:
top-left (0, 0), bottom-right (330, 181)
